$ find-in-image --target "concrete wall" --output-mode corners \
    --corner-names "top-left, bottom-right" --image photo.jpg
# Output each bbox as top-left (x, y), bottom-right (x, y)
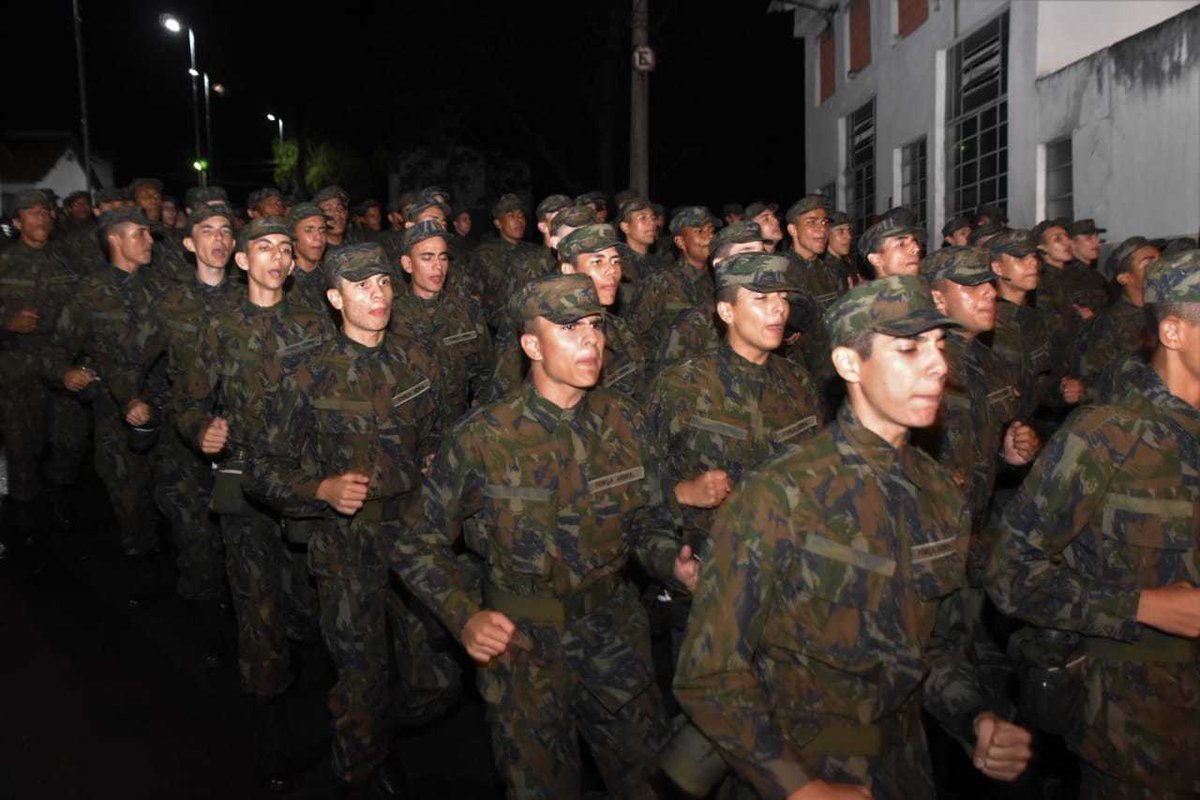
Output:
top-left (1035, 0), bottom-right (1200, 78)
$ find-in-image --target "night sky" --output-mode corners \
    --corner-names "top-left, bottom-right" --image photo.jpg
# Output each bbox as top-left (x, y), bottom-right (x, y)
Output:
top-left (5, 0), bottom-right (805, 212)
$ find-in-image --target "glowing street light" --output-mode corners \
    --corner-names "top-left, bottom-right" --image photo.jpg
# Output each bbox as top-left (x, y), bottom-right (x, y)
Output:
top-left (159, 12), bottom-right (204, 183)
top-left (266, 113), bottom-right (284, 144)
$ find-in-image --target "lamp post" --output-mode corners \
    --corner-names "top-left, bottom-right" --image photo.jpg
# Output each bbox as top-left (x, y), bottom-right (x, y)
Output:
top-left (266, 113), bottom-right (284, 144)
top-left (160, 13), bottom-right (205, 185)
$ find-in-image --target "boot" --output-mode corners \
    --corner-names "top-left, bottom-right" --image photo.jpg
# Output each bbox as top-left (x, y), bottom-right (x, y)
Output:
top-left (253, 695), bottom-right (292, 792)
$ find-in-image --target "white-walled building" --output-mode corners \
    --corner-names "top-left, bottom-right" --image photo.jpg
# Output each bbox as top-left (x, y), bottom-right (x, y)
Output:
top-left (785, 0), bottom-right (1200, 244)
top-left (0, 134), bottom-right (113, 215)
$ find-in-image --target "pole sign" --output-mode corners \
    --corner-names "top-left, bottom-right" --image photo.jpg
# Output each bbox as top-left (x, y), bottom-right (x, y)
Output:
top-left (633, 44), bottom-right (656, 72)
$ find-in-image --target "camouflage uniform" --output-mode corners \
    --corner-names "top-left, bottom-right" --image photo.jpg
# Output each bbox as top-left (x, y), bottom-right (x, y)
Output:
top-left (986, 355), bottom-right (1198, 798)
top-left (629, 206), bottom-right (718, 342)
top-left (675, 277), bottom-right (996, 800)
top-left (248, 245), bottom-right (455, 781)
top-left (394, 274), bottom-right (683, 800)
top-left (175, 222), bottom-right (326, 699)
top-left (990, 297), bottom-right (1052, 422)
top-left (471, 194), bottom-right (541, 330)
top-left (1079, 295), bottom-right (1150, 392)
top-left (653, 303), bottom-right (721, 366)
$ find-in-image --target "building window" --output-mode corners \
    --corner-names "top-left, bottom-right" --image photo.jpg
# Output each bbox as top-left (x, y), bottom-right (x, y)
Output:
top-left (819, 27), bottom-right (836, 103)
top-left (946, 12), bottom-right (1008, 219)
top-left (1044, 138), bottom-right (1073, 221)
top-left (901, 137), bottom-right (928, 228)
top-left (849, 0), bottom-right (871, 74)
top-left (845, 99), bottom-right (876, 233)
top-left (898, 0), bottom-right (928, 38)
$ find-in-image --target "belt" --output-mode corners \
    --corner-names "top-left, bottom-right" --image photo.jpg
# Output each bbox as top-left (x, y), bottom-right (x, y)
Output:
top-left (1081, 629), bottom-right (1200, 663)
top-left (804, 704), bottom-right (920, 757)
top-left (356, 496), bottom-right (404, 523)
top-left (483, 573), bottom-right (621, 627)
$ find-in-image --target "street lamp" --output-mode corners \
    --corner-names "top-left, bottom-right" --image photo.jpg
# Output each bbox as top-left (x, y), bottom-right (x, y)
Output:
top-left (266, 113), bottom-right (284, 144)
top-left (160, 13), bottom-right (204, 185)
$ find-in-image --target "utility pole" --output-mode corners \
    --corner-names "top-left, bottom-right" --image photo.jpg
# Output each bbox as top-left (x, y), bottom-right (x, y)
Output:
top-left (72, 0), bottom-right (93, 197)
top-left (629, 0), bottom-right (651, 197)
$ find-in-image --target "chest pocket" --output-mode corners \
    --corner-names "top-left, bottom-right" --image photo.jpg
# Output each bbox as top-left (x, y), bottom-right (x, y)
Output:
top-left (908, 534), bottom-right (968, 601)
top-left (1100, 490), bottom-right (1199, 584)
top-left (482, 483), bottom-right (556, 575)
top-left (586, 465), bottom-right (646, 556)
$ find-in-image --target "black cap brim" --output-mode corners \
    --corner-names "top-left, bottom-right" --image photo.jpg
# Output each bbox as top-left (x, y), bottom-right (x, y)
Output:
top-left (873, 308), bottom-right (962, 336)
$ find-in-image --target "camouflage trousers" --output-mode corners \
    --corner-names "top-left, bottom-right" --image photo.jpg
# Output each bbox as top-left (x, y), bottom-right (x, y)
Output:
top-left (478, 580), bottom-right (669, 800)
top-left (1080, 761), bottom-right (1200, 799)
top-left (92, 393), bottom-right (158, 555)
top-left (220, 505), bottom-right (317, 698)
top-left (153, 424), bottom-right (224, 602)
top-left (44, 388), bottom-right (91, 487)
top-left (0, 360), bottom-right (48, 502)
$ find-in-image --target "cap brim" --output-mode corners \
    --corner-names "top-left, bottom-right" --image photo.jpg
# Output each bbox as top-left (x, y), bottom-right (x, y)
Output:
top-left (873, 308), bottom-right (962, 336)
top-left (541, 308), bottom-right (606, 325)
top-left (338, 264), bottom-right (397, 283)
top-left (947, 271), bottom-right (996, 286)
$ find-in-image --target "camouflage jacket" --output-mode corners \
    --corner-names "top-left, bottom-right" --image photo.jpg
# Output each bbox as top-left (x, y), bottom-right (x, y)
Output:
top-left (286, 263), bottom-right (335, 326)
top-left (1036, 261), bottom-right (1104, 369)
top-left (628, 258), bottom-right (713, 341)
top-left (652, 303), bottom-right (720, 367)
top-left (674, 404), bottom-right (986, 798)
top-left (154, 274), bottom-right (241, 399)
top-left (1078, 295), bottom-right (1149, 393)
top-left (390, 287), bottom-right (493, 424)
top-left (44, 264), bottom-right (167, 410)
top-left (502, 245), bottom-right (557, 302)
top-left (0, 240), bottom-right (76, 362)
top-left (470, 238), bottom-right (540, 327)
top-left (783, 249), bottom-right (843, 311)
top-left (646, 343), bottom-right (821, 552)
top-left (393, 382), bottom-right (684, 639)
top-left (985, 358), bottom-right (1199, 792)
top-left (991, 298), bottom-right (1054, 419)
top-left (246, 332), bottom-right (442, 572)
top-left (174, 297), bottom-right (327, 459)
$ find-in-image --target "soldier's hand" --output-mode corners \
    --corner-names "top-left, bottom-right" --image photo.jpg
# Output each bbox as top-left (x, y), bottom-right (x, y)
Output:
top-left (5, 308), bottom-right (39, 334)
top-left (673, 544), bottom-right (700, 593)
top-left (124, 399), bottom-right (152, 427)
top-left (62, 366), bottom-right (97, 392)
top-left (787, 779), bottom-right (872, 799)
top-left (421, 452), bottom-right (435, 477)
top-left (674, 469), bottom-right (733, 508)
top-left (1071, 303), bottom-right (1095, 321)
top-left (1060, 377), bottom-right (1084, 404)
top-left (1136, 582), bottom-right (1200, 638)
top-left (972, 712), bottom-right (1033, 782)
top-left (461, 610), bottom-right (516, 664)
top-left (1002, 421), bottom-right (1040, 465)
top-left (199, 416), bottom-right (230, 455)
top-left (317, 472), bottom-right (371, 515)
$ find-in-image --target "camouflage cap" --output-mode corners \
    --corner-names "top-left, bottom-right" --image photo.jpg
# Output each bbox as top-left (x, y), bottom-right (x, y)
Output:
top-left (287, 202), bottom-right (325, 230)
top-left (824, 274), bottom-right (960, 346)
top-left (515, 273), bottom-right (603, 324)
top-left (858, 216), bottom-right (921, 257)
top-left (575, 191), bottom-right (606, 208)
top-left (491, 193), bottom-right (525, 218)
top-left (968, 221), bottom-right (1006, 246)
top-left (419, 185), bottom-right (451, 203)
top-left (312, 185), bottom-right (350, 207)
top-left (246, 187), bottom-right (283, 209)
top-left (557, 224), bottom-right (619, 262)
top-left (883, 206), bottom-right (920, 228)
top-left (63, 190), bottom-right (91, 207)
top-left (391, 190), bottom-right (418, 216)
top-left (784, 194), bottom-right (830, 223)
top-left (975, 203), bottom-right (1008, 225)
top-left (1067, 218), bottom-right (1106, 237)
top-left (408, 195), bottom-right (450, 221)
top-left (353, 198), bottom-right (381, 216)
top-left (828, 210), bottom-right (851, 229)
top-left (94, 186), bottom-right (129, 205)
top-left (987, 229), bottom-right (1038, 259)
top-left (1107, 236), bottom-right (1154, 275)
top-left (1143, 248), bottom-right (1200, 304)
top-left (536, 194), bottom-right (573, 221)
top-left (1163, 237), bottom-right (1199, 257)
top-left (941, 214), bottom-right (973, 238)
top-left (921, 246), bottom-right (994, 285)
top-left (669, 206), bottom-right (721, 235)
top-left (744, 201), bottom-right (778, 219)
top-left (325, 242), bottom-right (396, 288)
top-left (613, 188), bottom-right (639, 208)
top-left (96, 206), bottom-right (150, 233)
top-left (618, 197), bottom-right (653, 221)
top-left (1032, 217), bottom-right (1070, 242)
top-left (184, 204), bottom-right (236, 232)
top-left (709, 220), bottom-right (764, 255)
top-left (184, 186), bottom-right (228, 209)
top-left (715, 253), bottom-right (798, 293)
top-left (236, 216), bottom-right (291, 252)
top-left (402, 219), bottom-right (450, 252)
top-left (721, 203), bottom-right (744, 217)
top-left (13, 189), bottom-right (51, 212)
top-left (129, 177), bottom-right (163, 194)
top-left (549, 205), bottom-right (598, 234)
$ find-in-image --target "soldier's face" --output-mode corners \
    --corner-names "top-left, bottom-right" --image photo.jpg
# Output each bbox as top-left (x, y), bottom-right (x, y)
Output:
top-left (869, 234), bottom-right (921, 277)
top-left (566, 247), bottom-right (622, 306)
top-left (362, 206), bottom-right (383, 232)
top-left (293, 216), bottom-right (327, 264)
top-left (593, 204), bottom-right (608, 223)
top-left (134, 185), bottom-right (162, 222)
top-left (945, 227), bottom-right (972, 247)
top-left (402, 237), bottom-right (450, 298)
top-left (237, 233), bottom-right (294, 290)
top-left (718, 288), bottom-right (789, 354)
top-left (788, 209), bottom-right (830, 257)
top-left (753, 210), bottom-right (782, 243)
top-left (845, 329), bottom-right (948, 437)
top-left (1071, 233), bottom-right (1101, 263)
top-left (495, 210), bottom-right (526, 241)
top-left (161, 200), bottom-right (180, 227)
top-left (109, 222), bottom-right (154, 267)
top-left (524, 314), bottom-right (606, 390)
top-left (992, 253), bottom-right (1040, 292)
top-left (453, 212), bottom-right (472, 237)
top-left (13, 204), bottom-right (53, 246)
top-left (184, 217), bottom-right (234, 270)
top-left (67, 197), bottom-right (92, 221)
top-left (256, 195), bottom-right (285, 219)
top-left (620, 208), bottom-right (657, 248)
top-left (675, 224), bottom-right (715, 266)
top-left (934, 280), bottom-right (996, 335)
top-left (318, 199), bottom-right (348, 235)
top-left (1115, 245), bottom-right (1160, 304)
top-left (331, 273), bottom-right (393, 334)
top-left (828, 224), bottom-right (853, 257)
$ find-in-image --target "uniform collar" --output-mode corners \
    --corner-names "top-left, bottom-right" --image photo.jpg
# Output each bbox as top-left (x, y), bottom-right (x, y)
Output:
top-left (836, 402), bottom-right (930, 488)
top-left (522, 381), bottom-right (584, 432)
